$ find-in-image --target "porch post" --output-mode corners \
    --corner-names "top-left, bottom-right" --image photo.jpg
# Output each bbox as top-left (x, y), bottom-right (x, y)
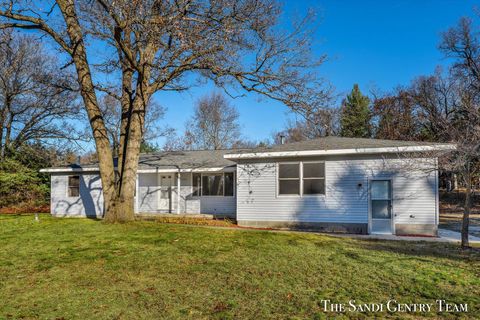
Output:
top-left (177, 171), bottom-right (181, 214)
top-left (135, 173), bottom-right (139, 214)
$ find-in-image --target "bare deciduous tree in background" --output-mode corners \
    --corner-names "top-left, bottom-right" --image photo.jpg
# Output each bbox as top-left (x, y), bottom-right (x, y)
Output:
top-left (184, 92), bottom-right (241, 150)
top-left (372, 68), bottom-right (479, 248)
top-left (273, 106), bottom-right (339, 144)
top-left (0, 0), bottom-right (328, 222)
top-left (439, 17), bottom-right (480, 247)
top-left (372, 89), bottom-right (418, 141)
top-left (0, 30), bottom-right (80, 159)
top-left (99, 95), bottom-right (170, 157)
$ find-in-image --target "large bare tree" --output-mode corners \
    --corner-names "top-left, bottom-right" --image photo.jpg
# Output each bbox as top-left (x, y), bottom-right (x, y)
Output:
top-left (0, 0), bottom-right (327, 222)
top-left (0, 30), bottom-right (80, 159)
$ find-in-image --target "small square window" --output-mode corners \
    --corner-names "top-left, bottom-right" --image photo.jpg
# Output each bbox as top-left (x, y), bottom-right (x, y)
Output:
top-left (68, 176), bottom-right (80, 197)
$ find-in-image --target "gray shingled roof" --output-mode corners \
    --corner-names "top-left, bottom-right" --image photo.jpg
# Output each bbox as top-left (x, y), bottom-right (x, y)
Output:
top-left (41, 137), bottom-right (451, 172)
top-left (226, 136), bottom-right (448, 155)
top-left (137, 149), bottom-right (237, 170)
top-left (42, 149), bottom-right (238, 171)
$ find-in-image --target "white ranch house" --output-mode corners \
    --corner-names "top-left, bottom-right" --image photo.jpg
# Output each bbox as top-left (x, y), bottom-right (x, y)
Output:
top-left (40, 137), bottom-right (455, 236)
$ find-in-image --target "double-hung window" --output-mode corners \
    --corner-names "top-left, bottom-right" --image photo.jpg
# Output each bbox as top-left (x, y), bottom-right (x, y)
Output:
top-left (302, 162), bottom-right (325, 195)
top-left (278, 163), bottom-right (300, 195)
top-left (278, 162), bottom-right (325, 196)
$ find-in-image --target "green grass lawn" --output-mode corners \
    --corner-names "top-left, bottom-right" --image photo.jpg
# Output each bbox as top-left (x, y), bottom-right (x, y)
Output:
top-left (1, 215), bottom-right (479, 319)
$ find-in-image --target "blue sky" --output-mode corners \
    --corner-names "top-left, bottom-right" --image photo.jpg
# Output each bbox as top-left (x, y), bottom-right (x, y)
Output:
top-left (153, 0), bottom-right (478, 146)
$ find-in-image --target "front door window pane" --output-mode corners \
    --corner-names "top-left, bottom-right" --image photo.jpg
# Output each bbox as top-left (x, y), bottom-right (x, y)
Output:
top-left (372, 200), bottom-right (391, 219)
top-left (371, 180), bottom-right (390, 199)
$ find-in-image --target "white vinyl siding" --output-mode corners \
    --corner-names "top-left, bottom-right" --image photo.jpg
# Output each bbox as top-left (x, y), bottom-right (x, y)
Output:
top-left (51, 173), bottom-right (104, 218)
top-left (237, 155), bottom-right (437, 225)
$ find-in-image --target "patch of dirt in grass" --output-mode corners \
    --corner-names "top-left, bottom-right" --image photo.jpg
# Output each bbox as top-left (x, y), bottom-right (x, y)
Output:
top-left (0, 206), bottom-right (49, 214)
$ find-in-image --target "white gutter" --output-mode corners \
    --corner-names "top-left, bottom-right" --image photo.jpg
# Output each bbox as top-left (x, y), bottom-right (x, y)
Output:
top-left (138, 167), bottom-right (236, 173)
top-left (39, 167), bottom-right (99, 173)
top-left (223, 144), bottom-right (456, 160)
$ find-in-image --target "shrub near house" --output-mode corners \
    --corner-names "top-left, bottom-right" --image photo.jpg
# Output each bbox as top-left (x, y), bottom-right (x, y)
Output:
top-left (0, 158), bottom-right (49, 213)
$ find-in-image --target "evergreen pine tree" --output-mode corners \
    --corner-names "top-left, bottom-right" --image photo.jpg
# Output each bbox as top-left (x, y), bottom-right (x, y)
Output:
top-left (340, 84), bottom-right (372, 138)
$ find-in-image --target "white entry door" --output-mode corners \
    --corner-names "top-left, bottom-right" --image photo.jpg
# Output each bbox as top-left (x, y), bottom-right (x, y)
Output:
top-left (159, 175), bottom-right (172, 213)
top-left (370, 180), bottom-right (393, 234)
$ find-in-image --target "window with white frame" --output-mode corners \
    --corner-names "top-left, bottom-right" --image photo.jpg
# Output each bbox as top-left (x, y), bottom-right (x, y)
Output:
top-left (278, 163), bottom-right (300, 195)
top-left (192, 172), bottom-right (234, 197)
top-left (68, 175), bottom-right (80, 197)
top-left (278, 162), bottom-right (325, 196)
top-left (192, 173), bottom-right (201, 196)
top-left (302, 162), bottom-right (325, 195)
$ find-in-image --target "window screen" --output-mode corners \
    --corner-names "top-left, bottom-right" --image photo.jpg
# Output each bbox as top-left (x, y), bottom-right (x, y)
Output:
top-left (68, 176), bottom-right (80, 197)
top-left (278, 163), bottom-right (300, 195)
top-left (302, 162), bottom-right (325, 195)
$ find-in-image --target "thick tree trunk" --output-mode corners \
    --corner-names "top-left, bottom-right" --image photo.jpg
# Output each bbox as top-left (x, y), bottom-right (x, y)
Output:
top-left (461, 169), bottom-right (471, 248)
top-left (0, 104), bottom-right (5, 159)
top-left (108, 37), bottom-right (152, 222)
top-left (56, 2), bottom-right (152, 223)
top-left (105, 96), bottom-right (145, 223)
top-left (3, 111), bottom-right (12, 157)
top-left (56, 0), bottom-right (118, 221)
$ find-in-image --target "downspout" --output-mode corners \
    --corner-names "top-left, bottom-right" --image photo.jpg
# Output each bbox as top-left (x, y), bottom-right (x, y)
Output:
top-left (135, 173), bottom-right (139, 214)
